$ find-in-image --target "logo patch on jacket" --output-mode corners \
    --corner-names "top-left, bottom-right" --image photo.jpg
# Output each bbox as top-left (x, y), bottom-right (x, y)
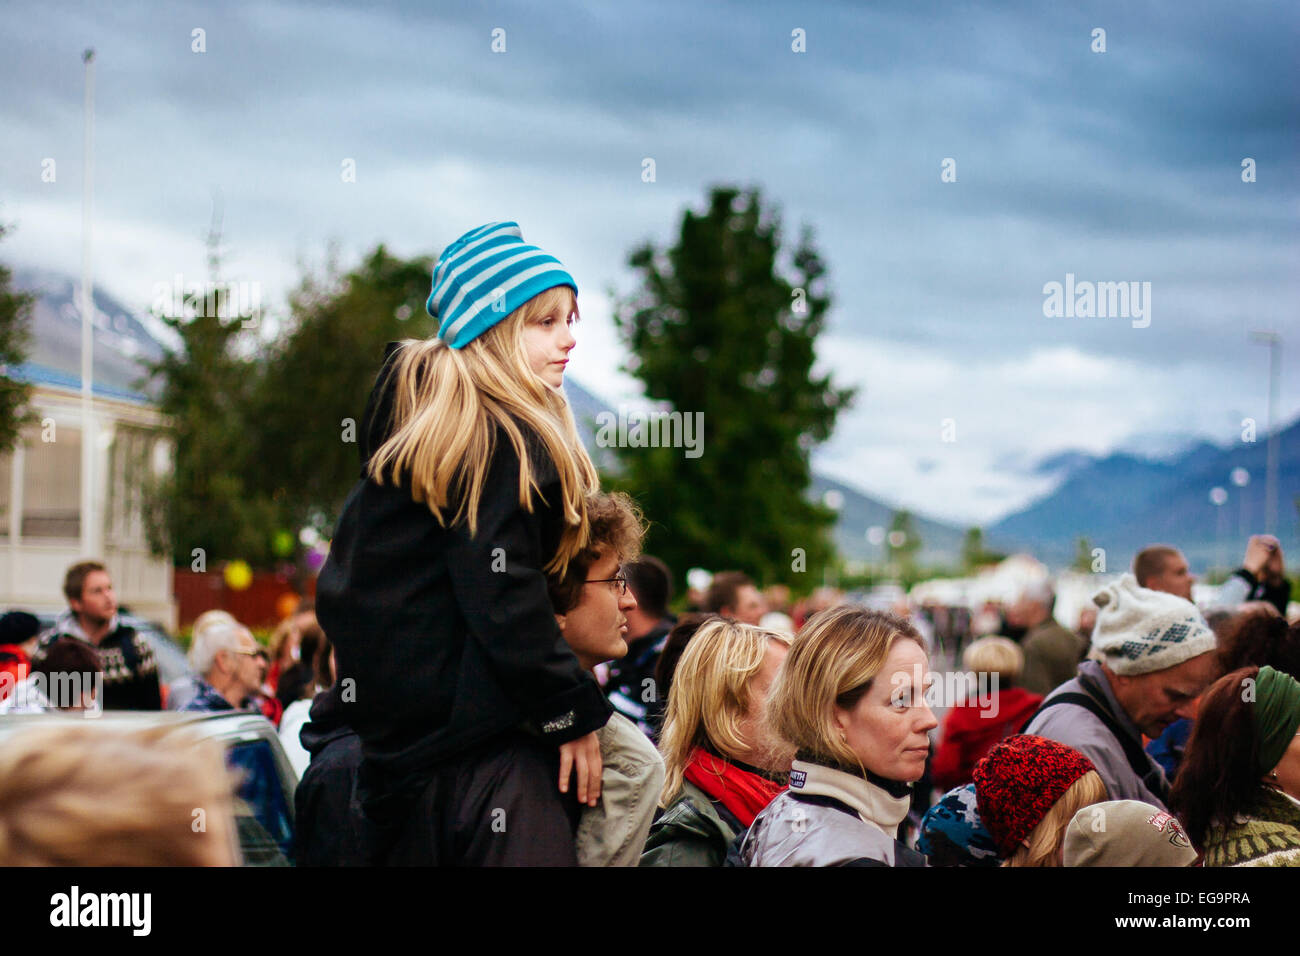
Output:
top-left (789, 769), bottom-right (807, 789)
top-left (541, 710), bottom-right (576, 734)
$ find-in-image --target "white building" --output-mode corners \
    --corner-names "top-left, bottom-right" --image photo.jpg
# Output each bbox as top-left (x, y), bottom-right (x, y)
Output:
top-left (1, 272), bottom-right (175, 626)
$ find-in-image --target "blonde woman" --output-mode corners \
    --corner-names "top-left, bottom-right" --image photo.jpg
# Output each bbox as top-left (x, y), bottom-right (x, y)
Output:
top-left (973, 734), bottom-right (1108, 867)
top-left (641, 619), bottom-right (792, 867)
top-left (316, 222), bottom-right (611, 866)
top-left (739, 606), bottom-right (937, 866)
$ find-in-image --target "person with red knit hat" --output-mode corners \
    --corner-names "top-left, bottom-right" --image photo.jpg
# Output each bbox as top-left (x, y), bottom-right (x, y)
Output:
top-left (974, 734), bottom-right (1108, 867)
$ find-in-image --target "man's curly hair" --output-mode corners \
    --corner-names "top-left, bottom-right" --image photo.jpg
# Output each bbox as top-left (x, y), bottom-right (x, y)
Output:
top-left (547, 491), bottom-right (645, 614)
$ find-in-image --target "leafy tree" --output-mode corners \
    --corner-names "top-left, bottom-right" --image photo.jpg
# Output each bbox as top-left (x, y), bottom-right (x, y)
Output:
top-left (1072, 536), bottom-right (1094, 572)
top-left (247, 245), bottom-right (434, 541)
top-left (141, 282), bottom-right (274, 565)
top-left (887, 509), bottom-right (921, 571)
top-left (961, 525), bottom-right (1005, 571)
top-left (0, 224), bottom-right (35, 452)
top-left (143, 242), bottom-right (435, 569)
top-left (610, 186), bottom-right (855, 589)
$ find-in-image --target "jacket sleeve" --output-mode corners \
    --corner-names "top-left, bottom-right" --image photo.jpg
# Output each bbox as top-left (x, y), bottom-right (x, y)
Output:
top-left (575, 714), bottom-right (666, 866)
top-left (1217, 572), bottom-right (1253, 607)
top-left (444, 432), bottom-right (611, 746)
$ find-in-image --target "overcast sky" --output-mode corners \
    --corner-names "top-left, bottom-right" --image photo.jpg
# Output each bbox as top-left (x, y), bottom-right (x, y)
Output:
top-left (3, 0), bottom-right (1297, 525)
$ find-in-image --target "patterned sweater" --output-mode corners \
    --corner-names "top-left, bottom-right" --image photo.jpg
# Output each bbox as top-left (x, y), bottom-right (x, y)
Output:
top-left (34, 611), bottom-right (162, 711)
top-left (1204, 786), bottom-right (1300, 867)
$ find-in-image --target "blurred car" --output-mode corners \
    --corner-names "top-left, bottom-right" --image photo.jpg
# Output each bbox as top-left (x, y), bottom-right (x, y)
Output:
top-left (0, 709), bottom-right (295, 865)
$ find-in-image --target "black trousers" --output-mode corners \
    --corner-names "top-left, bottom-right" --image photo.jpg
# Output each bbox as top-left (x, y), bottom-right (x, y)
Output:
top-left (374, 730), bottom-right (583, 866)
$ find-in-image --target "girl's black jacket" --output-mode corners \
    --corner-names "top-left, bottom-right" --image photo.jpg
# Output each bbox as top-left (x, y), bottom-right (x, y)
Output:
top-left (315, 343), bottom-right (611, 787)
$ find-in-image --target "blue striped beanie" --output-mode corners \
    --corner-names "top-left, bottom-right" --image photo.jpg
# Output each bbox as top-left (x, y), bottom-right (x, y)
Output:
top-left (426, 222), bottom-right (577, 349)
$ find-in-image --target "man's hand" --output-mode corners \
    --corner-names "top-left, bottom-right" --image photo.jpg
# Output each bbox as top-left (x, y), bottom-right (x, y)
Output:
top-left (1243, 535), bottom-right (1279, 577)
top-left (1264, 538), bottom-right (1286, 584)
top-left (557, 731), bottom-right (602, 808)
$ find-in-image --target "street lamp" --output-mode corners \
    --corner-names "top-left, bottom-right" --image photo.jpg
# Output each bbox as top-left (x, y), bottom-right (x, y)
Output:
top-left (1231, 467), bottom-right (1249, 538)
top-left (1210, 487), bottom-right (1228, 577)
top-left (1250, 331), bottom-right (1281, 534)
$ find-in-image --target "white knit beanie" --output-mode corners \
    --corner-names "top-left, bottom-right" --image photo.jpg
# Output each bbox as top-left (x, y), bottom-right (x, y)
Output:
top-left (1089, 573), bottom-right (1215, 675)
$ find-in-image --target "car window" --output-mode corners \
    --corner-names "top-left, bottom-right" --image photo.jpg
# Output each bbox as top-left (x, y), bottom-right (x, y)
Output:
top-left (226, 739), bottom-right (294, 864)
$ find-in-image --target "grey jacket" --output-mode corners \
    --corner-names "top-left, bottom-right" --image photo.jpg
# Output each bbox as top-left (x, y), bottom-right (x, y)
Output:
top-left (1023, 660), bottom-right (1169, 810)
top-left (739, 760), bottom-right (922, 867)
top-left (576, 712), bottom-right (665, 867)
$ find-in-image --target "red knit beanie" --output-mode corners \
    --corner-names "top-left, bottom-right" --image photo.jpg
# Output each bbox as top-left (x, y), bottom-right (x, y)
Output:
top-left (973, 734), bottom-right (1096, 858)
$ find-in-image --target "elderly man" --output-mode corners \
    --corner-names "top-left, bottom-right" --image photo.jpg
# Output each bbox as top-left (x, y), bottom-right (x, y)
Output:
top-left (1016, 581), bottom-right (1088, 697)
top-left (182, 622), bottom-right (267, 713)
top-left (1024, 574), bottom-right (1219, 810)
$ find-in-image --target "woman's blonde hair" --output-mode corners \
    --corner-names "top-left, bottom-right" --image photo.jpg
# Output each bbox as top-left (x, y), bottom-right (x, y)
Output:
top-left (767, 605), bottom-right (926, 772)
top-left (962, 635), bottom-right (1024, 685)
top-left (0, 724), bottom-right (239, 866)
top-left (367, 285), bottom-right (598, 575)
top-left (1002, 770), bottom-right (1107, 867)
top-left (658, 619), bottom-right (791, 807)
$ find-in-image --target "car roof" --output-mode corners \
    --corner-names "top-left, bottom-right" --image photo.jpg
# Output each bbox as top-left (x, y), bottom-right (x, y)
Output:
top-left (0, 709), bottom-right (276, 741)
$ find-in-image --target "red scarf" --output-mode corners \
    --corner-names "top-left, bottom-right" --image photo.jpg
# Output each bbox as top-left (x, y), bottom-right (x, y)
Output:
top-left (683, 747), bottom-right (785, 828)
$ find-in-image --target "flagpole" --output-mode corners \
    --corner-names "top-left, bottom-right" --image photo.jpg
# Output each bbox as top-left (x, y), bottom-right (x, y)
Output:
top-left (80, 48), bottom-right (97, 559)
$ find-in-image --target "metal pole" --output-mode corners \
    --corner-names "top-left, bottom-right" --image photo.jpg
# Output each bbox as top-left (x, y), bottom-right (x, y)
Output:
top-left (1266, 338), bottom-right (1280, 535)
top-left (1251, 332), bottom-right (1281, 536)
top-left (80, 48), bottom-right (97, 560)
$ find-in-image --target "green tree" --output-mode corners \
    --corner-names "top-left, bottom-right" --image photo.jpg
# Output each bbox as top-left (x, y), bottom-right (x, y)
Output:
top-left (961, 525), bottom-right (1005, 572)
top-left (144, 243), bottom-right (435, 569)
top-left (1072, 536), bottom-right (1094, 572)
top-left (610, 186), bottom-right (855, 588)
top-left (887, 509), bottom-right (921, 572)
top-left (248, 245), bottom-right (434, 541)
top-left (142, 281), bottom-right (274, 565)
top-left (0, 224), bottom-right (35, 452)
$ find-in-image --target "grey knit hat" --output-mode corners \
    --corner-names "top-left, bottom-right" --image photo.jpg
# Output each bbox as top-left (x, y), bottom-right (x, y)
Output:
top-left (1089, 573), bottom-right (1215, 675)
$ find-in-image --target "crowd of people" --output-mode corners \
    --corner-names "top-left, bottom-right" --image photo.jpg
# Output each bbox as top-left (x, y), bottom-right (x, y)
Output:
top-left (0, 221), bottom-right (1296, 869)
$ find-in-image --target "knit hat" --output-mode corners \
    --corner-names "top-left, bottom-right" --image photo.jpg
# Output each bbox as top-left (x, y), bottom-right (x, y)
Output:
top-left (917, 784), bottom-right (1001, 867)
top-left (426, 222), bottom-right (577, 349)
top-left (1089, 573), bottom-right (1216, 676)
top-left (973, 734), bottom-right (1097, 858)
top-left (1062, 800), bottom-right (1197, 867)
top-left (0, 611), bottom-right (41, 646)
top-left (1254, 665), bottom-right (1300, 776)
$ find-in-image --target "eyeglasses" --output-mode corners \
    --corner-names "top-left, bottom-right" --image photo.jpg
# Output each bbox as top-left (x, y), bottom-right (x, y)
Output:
top-left (585, 573), bottom-right (629, 596)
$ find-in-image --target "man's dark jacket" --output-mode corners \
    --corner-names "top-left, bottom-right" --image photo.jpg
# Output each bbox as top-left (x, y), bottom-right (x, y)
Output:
top-left (315, 343), bottom-right (610, 791)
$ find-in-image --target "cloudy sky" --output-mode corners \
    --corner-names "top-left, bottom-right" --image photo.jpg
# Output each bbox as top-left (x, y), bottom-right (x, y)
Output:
top-left (3, 0), bottom-right (1297, 526)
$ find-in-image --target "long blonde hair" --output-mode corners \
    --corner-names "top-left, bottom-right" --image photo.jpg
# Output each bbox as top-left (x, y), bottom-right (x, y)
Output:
top-left (1002, 770), bottom-right (1107, 867)
top-left (657, 619), bottom-right (791, 807)
top-left (367, 286), bottom-right (598, 575)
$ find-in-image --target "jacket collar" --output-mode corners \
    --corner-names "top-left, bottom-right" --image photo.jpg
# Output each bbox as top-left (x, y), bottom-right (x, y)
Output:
top-left (1077, 660), bottom-right (1144, 743)
top-left (54, 609), bottom-right (121, 644)
top-left (787, 759), bottom-right (911, 837)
